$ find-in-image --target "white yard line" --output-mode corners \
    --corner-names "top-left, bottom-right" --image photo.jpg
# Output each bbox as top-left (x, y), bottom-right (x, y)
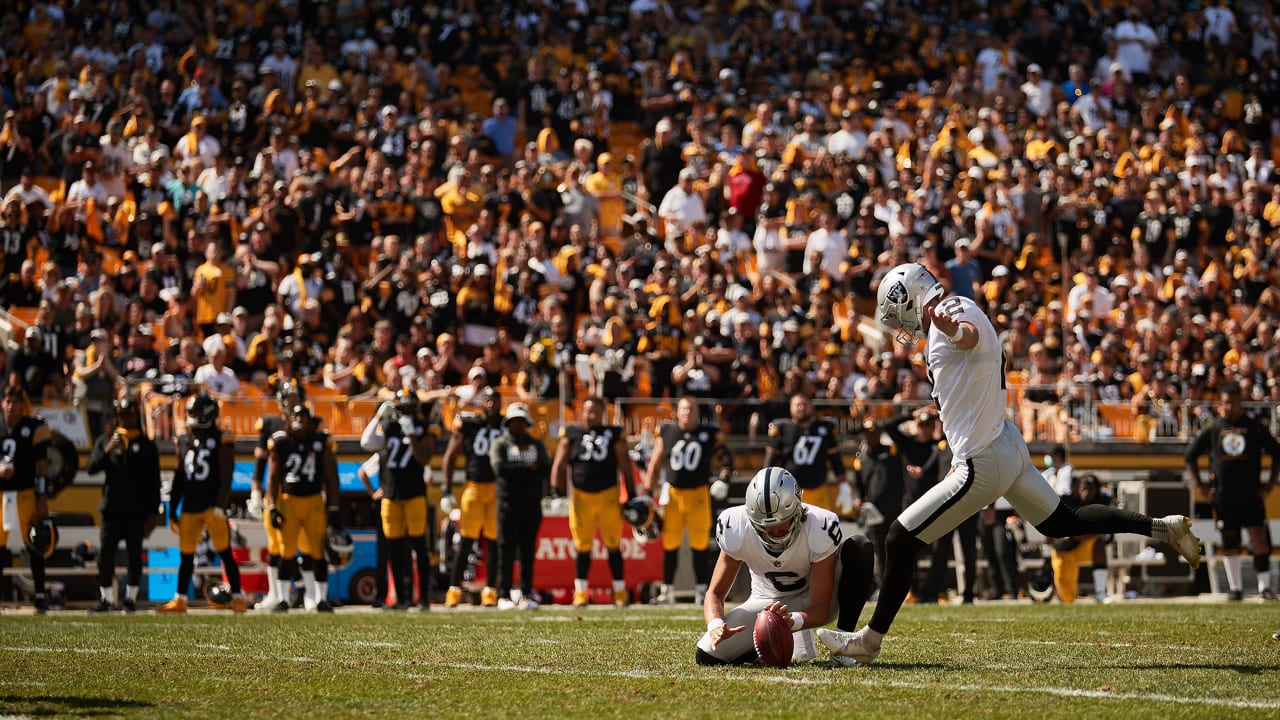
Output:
top-left (2, 645), bottom-right (1277, 711)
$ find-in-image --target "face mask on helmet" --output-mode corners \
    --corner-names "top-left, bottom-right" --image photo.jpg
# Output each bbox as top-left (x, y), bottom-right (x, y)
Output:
top-left (744, 467), bottom-right (805, 553)
top-left (326, 527), bottom-right (355, 569)
top-left (876, 263), bottom-right (944, 346)
top-left (288, 405), bottom-right (311, 433)
top-left (621, 496), bottom-right (663, 543)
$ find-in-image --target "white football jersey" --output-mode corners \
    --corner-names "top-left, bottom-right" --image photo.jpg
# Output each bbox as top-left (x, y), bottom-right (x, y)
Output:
top-left (714, 504), bottom-right (842, 601)
top-left (925, 294), bottom-right (1006, 460)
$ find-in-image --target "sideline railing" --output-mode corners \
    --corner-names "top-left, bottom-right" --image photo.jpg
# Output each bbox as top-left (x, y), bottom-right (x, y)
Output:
top-left (59, 379), bottom-right (1280, 446)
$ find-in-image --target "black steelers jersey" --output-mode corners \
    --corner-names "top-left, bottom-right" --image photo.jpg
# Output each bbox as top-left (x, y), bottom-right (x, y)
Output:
top-left (768, 419), bottom-right (839, 490)
top-left (268, 431), bottom-right (333, 497)
top-left (378, 421), bottom-right (428, 500)
top-left (659, 422), bottom-right (720, 489)
top-left (457, 413), bottom-right (504, 483)
top-left (256, 415), bottom-right (285, 451)
top-left (173, 430), bottom-right (236, 513)
top-left (0, 417), bottom-right (51, 492)
top-left (564, 424), bottom-right (623, 493)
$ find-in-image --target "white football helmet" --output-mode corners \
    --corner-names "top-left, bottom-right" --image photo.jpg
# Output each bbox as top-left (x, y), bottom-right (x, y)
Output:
top-left (876, 262), bottom-right (945, 345)
top-left (744, 467), bottom-right (805, 553)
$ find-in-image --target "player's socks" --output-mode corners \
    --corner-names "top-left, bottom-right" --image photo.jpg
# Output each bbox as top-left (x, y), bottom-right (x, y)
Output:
top-left (1092, 568), bottom-right (1108, 600)
top-left (1224, 555), bottom-right (1243, 592)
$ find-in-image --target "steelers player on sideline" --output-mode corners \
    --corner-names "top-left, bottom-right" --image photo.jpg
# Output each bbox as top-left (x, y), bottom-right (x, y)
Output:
top-left (0, 386), bottom-right (53, 613)
top-left (1185, 381), bottom-right (1280, 601)
top-left (764, 393), bottom-right (856, 516)
top-left (266, 403), bottom-right (341, 612)
top-left (697, 467), bottom-right (876, 665)
top-left (643, 395), bottom-right (734, 605)
top-left (819, 263), bottom-right (1203, 665)
top-left (251, 380), bottom-right (307, 609)
top-left (360, 388), bottom-right (440, 610)
top-left (551, 396), bottom-right (639, 608)
top-left (158, 394), bottom-right (246, 613)
top-left (440, 387), bottom-right (505, 607)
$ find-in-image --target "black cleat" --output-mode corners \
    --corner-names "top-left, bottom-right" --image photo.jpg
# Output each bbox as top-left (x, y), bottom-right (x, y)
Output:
top-left (122, 598), bottom-right (137, 613)
top-left (33, 596), bottom-right (47, 615)
top-left (89, 599), bottom-right (113, 613)
top-left (316, 599), bottom-right (334, 613)
top-left (273, 600), bottom-right (290, 613)
top-left (1227, 589), bottom-right (1244, 602)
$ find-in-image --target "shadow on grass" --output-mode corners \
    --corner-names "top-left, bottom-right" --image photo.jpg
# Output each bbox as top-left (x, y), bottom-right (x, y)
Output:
top-left (0, 695), bottom-right (154, 716)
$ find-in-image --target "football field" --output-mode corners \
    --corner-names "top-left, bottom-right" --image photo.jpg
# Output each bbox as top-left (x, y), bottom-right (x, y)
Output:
top-left (1, 602), bottom-right (1277, 719)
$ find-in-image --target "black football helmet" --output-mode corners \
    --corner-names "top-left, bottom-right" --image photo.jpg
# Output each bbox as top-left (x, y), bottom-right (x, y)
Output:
top-left (71, 541), bottom-right (98, 568)
top-left (621, 496), bottom-right (663, 543)
top-left (113, 396), bottom-right (140, 427)
top-left (186, 392), bottom-right (219, 430)
top-left (204, 582), bottom-right (234, 607)
top-left (276, 378), bottom-right (305, 411)
top-left (394, 388), bottom-right (419, 419)
top-left (26, 518), bottom-right (57, 558)
top-left (325, 527), bottom-right (355, 569)
top-left (286, 403), bottom-right (312, 436)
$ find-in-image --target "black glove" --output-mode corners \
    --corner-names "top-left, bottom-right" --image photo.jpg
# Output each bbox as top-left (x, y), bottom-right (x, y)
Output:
top-left (269, 507), bottom-right (285, 529)
top-left (328, 508), bottom-right (342, 528)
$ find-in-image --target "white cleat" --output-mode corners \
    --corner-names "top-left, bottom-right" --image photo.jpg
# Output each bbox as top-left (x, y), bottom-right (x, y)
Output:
top-left (817, 628), bottom-right (881, 665)
top-left (517, 598), bottom-right (539, 610)
top-left (496, 598), bottom-right (517, 610)
top-left (1159, 515), bottom-right (1202, 569)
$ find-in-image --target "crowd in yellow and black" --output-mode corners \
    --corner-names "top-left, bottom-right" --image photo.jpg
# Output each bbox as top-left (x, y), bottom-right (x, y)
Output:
top-left (1, 0), bottom-right (1280, 441)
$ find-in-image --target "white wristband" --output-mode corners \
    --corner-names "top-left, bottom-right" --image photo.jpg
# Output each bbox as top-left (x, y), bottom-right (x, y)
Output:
top-left (947, 327), bottom-right (964, 344)
top-left (707, 617), bottom-right (725, 632)
top-left (789, 612), bottom-right (803, 631)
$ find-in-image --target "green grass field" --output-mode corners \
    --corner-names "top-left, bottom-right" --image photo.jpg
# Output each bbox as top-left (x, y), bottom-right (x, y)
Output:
top-left (1, 602), bottom-right (1278, 719)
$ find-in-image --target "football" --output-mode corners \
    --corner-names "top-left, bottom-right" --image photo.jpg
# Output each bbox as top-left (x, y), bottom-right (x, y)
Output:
top-left (753, 609), bottom-right (794, 667)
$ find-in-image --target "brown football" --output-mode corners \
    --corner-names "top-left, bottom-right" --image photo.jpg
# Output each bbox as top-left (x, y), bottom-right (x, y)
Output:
top-left (753, 609), bottom-right (794, 667)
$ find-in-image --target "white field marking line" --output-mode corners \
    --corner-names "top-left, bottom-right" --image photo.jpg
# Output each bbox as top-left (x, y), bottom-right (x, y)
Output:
top-left (3, 645), bottom-right (1277, 711)
top-left (951, 636), bottom-right (1201, 651)
top-left (193, 643), bottom-right (232, 651)
top-left (342, 640), bottom-right (403, 648)
top-left (439, 661), bottom-right (1280, 710)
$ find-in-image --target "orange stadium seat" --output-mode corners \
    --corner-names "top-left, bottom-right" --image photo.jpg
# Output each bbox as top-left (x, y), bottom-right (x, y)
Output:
top-left (1097, 404), bottom-right (1135, 440)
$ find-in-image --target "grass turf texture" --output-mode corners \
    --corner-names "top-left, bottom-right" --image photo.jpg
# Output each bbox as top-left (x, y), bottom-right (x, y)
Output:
top-left (1, 603), bottom-right (1278, 719)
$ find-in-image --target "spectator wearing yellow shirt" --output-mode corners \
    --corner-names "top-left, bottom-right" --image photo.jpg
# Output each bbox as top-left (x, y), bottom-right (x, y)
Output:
top-left (585, 153), bottom-right (625, 243)
top-left (296, 45), bottom-right (339, 99)
top-left (191, 241), bottom-right (235, 338)
top-left (440, 167), bottom-right (484, 255)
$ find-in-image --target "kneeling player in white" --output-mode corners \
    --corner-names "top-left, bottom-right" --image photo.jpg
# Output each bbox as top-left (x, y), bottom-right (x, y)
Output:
top-left (696, 467), bottom-right (875, 665)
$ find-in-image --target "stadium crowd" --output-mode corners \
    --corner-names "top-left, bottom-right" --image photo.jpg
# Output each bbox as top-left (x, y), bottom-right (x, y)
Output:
top-left (0, 0), bottom-right (1279, 444)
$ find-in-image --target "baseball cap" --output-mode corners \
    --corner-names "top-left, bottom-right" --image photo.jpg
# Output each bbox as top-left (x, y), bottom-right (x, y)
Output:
top-left (503, 402), bottom-right (534, 426)
top-left (992, 265), bottom-right (1010, 278)
top-left (679, 167), bottom-right (697, 181)
top-left (151, 241), bottom-right (168, 255)
top-left (468, 366), bottom-right (487, 381)
top-left (955, 237), bottom-right (972, 249)
top-left (1027, 63), bottom-right (1043, 75)
top-left (655, 119), bottom-right (674, 133)
top-left (782, 319), bottom-right (801, 333)
top-left (216, 312), bottom-right (233, 325)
